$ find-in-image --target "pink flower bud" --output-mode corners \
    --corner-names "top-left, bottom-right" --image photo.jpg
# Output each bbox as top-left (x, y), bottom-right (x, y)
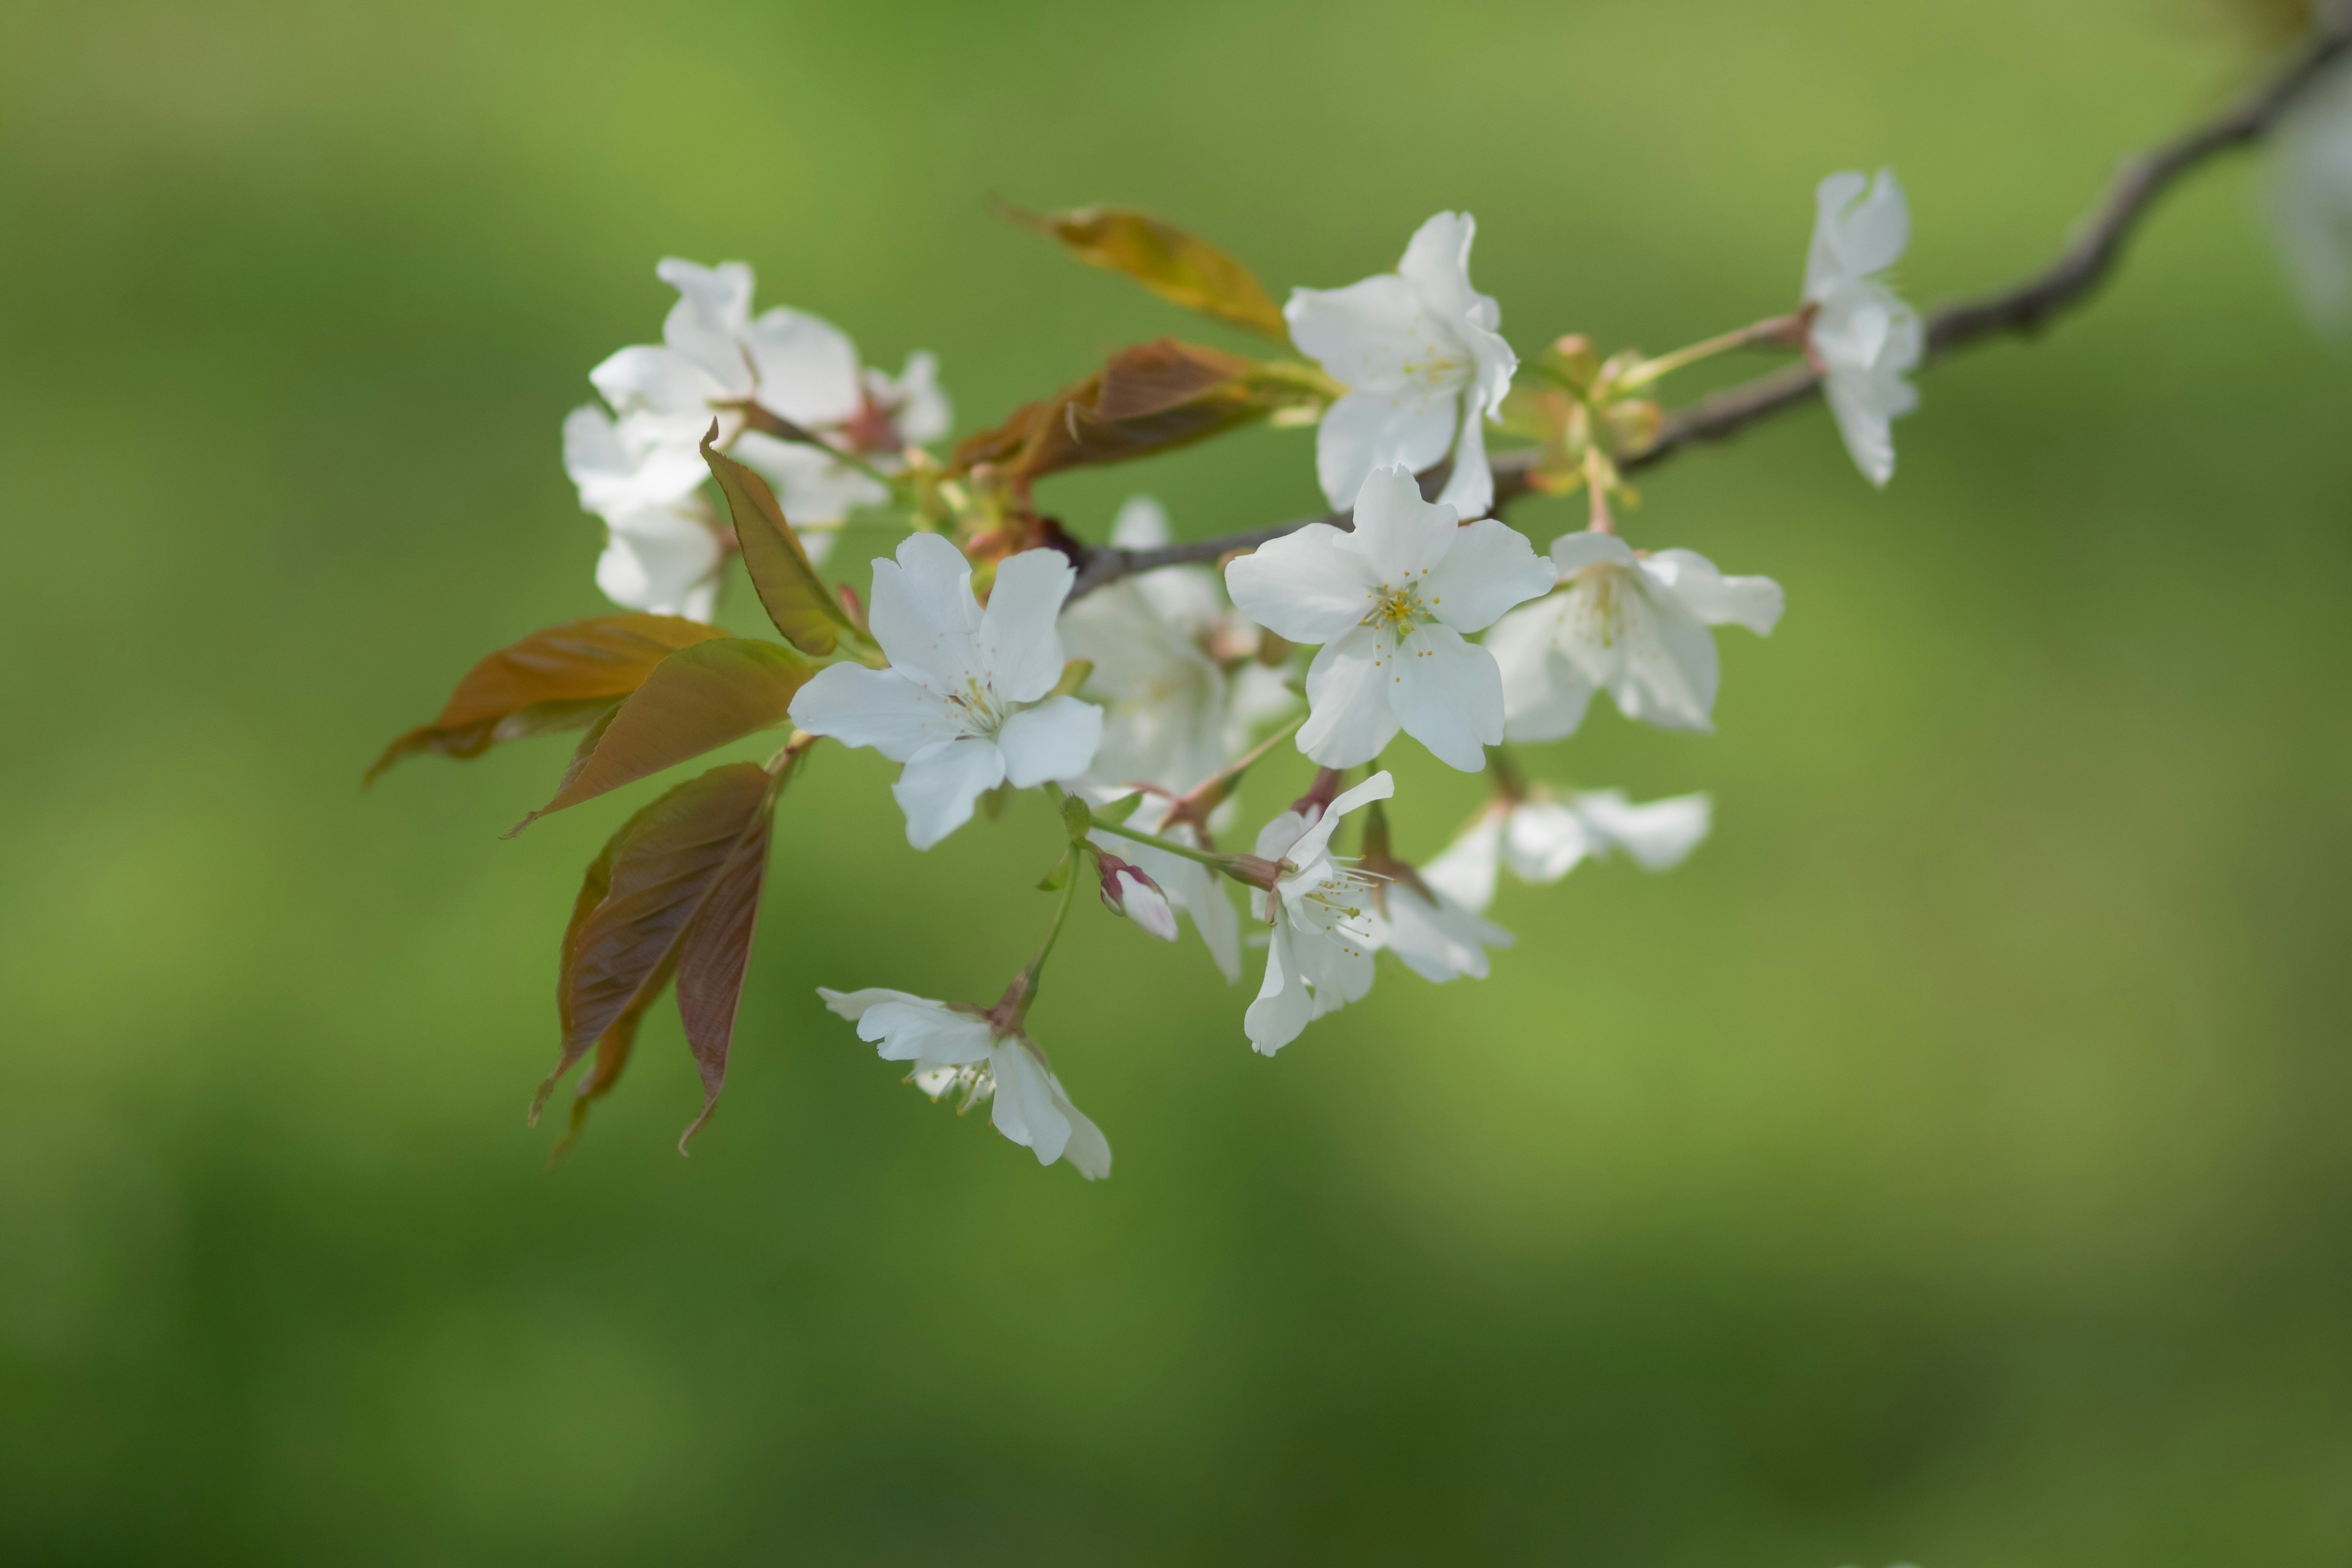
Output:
top-left (1098, 854), bottom-right (1178, 942)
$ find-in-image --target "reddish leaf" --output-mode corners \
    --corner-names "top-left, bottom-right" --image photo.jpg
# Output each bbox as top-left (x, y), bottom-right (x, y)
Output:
top-left (702, 433), bottom-right (854, 657)
top-left (537, 763), bottom-right (777, 1145)
top-left (369, 614), bottom-right (730, 783)
top-left (999, 202), bottom-right (1290, 341)
top-left (508, 638), bottom-right (810, 831)
top-left (950, 337), bottom-right (1299, 484)
top-left (673, 801), bottom-right (775, 1150)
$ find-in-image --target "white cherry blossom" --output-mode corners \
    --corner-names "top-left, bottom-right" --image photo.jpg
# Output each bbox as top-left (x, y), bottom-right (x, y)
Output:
top-left (1245, 771), bottom-right (1395, 1056)
top-left (817, 987), bottom-right (1110, 1178)
top-left (1422, 790), bottom-right (1713, 914)
top-left (587, 495), bottom-right (725, 621)
top-left (1087, 792), bottom-right (1242, 982)
top-left (1226, 465), bottom-right (1555, 772)
top-left (789, 535), bottom-right (1102, 850)
top-left (2271, 64), bottom-right (2352, 331)
top-left (1287, 212), bottom-right (1518, 518)
top-left (1803, 170), bottom-right (1922, 487)
top-left (564, 259), bottom-right (951, 611)
top-left (1060, 497), bottom-right (1240, 794)
top-left (1365, 874), bottom-right (1513, 983)
top-left (1487, 531), bottom-right (1782, 740)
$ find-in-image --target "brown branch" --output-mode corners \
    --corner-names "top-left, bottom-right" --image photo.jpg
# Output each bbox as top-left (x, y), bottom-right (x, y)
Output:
top-left (1066, 17), bottom-right (2352, 598)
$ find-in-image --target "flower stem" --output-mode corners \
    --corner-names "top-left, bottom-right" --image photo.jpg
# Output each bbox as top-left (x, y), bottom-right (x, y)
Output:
top-left (1011, 851), bottom-right (1082, 1023)
top-left (1087, 819), bottom-right (1232, 870)
top-left (1617, 313), bottom-right (1805, 391)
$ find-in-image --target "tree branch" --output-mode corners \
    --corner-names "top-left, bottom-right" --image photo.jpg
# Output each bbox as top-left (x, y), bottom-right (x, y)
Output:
top-left (1066, 18), bottom-right (2352, 598)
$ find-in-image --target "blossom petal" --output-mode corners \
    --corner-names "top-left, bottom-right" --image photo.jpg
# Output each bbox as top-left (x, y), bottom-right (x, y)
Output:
top-left (1284, 770), bottom-right (1395, 867)
top-left (1051, 1076), bottom-right (1112, 1180)
top-left (1285, 273), bottom-right (1430, 391)
top-left (1351, 463), bottom-right (1459, 586)
top-left (854, 999), bottom-right (994, 1065)
top-left (817, 986), bottom-right (935, 1022)
top-left (980, 548), bottom-right (1077, 703)
top-left (1396, 212), bottom-right (1481, 323)
top-left (594, 503), bottom-right (722, 619)
top-left (1314, 385), bottom-right (1459, 512)
top-left (589, 344), bottom-right (728, 421)
top-left (1502, 801), bottom-right (1596, 884)
top-left (997, 696), bottom-right (1103, 787)
top-left (731, 432), bottom-right (890, 524)
top-left (1608, 580), bottom-right (1720, 732)
top-left (742, 306), bottom-right (864, 427)
top-left (1423, 517), bottom-right (1555, 632)
top-left (1805, 168), bottom-right (1910, 303)
top-left (1550, 530), bottom-right (1641, 575)
top-left (992, 1039), bottom-right (1073, 1166)
top-left (1574, 789), bottom-right (1713, 870)
top-left (881, 350), bottom-right (953, 444)
top-left (865, 532), bottom-right (984, 691)
top-left (788, 664), bottom-right (961, 763)
top-left (1300, 626), bottom-right (1404, 769)
top-left (1226, 523), bottom-right (1379, 645)
top-left (1387, 624), bottom-right (1504, 772)
top-left (1244, 922), bottom-right (1314, 1055)
top-left (1488, 596), bottom-right (1597, 743)
top-left (1645, 551), bottom-right (1785, 635)
top-left (655, 258), bottom-right (756, 396)
top-left (892, 736), bottom-right (1005, 850)
top-left (1422, 810), bottom-right (1504, 913)
top-left (1433, 396), bottom-right (1494, 519)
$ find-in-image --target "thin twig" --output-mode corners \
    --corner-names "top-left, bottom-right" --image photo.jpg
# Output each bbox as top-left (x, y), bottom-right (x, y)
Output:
top-left (1066, 20), bottom-right (2351, 598)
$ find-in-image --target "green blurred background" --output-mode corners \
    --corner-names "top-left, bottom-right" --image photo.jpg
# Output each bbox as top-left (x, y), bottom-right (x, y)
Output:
top-left (4, 0), bottom-right (2349, 1561)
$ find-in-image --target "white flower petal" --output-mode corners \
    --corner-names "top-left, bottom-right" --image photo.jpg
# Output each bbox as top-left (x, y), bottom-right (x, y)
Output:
top-left (741, 306), bottom-right (864, 427)
top-left (788, 664), bottom-right (963, 763)
top-left (1284, 771), bottom-right (1395, 867)
top-left (1804, 169), bottom-right (1910, 302)
top-left (593, 503), bottom-right (722, 619)
top-left (1051, 1075), bottom-right (1112, 1180)
top-left (1226, 522), bottom-right (1380, 645)
top-left (731, 432), bottom-right (890, 525)
top-left (856, 999), bottom-right (994, 1064)
top-left (817, 986), bottom-right (933, 1023)
top-left (1423, 517), bottom-right (1555, 633)
top-left (1300, 626), bottom-right (1404, 769)
top-left (1572, 789), bottom-right (1713, 870)
top-left (997, 696), bottom-right (1103, 787)
top-left (1285, 272), bottom-right (1430, 391)
top-left (865, 532), bottom-right (984, 692)
top-left (1502, 801), bottom-right (1596, 884)
top-left (1434, 398), bottom-right (1494, 519)
top-left (1245, 921), bottom-right (1314, 1055)
top-left (881, 350), bottom-right (953, 444)
top-left (992, 1039), bottom-right (1074, 1166)
top-left (1645, 551), bottom-right (1785, 635)
top-left (589, 344), bottom-right (729, 422)
top-left (892, 736), bottom-right (1006, 850)
top-left (1422, 810), bottom-right (1504, 913)
top-left (1387, 623), bottom-right (1503, 771)
top-left (980, 548), bottom-right (1077, 704)
top-left (655, 258), bottom-right (756, 396)
top-left (1351, 463), bottom-right (1460, 586)
top-left (1313, 385), bottom-right (1460, 512)
top-left (1490, 596), bottom-right (1598, 743)
top-left (1550, 530), bottom-right (1641, 575)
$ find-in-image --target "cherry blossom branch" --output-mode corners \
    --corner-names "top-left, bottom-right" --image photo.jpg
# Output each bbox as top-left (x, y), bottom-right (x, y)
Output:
top-left (1063, 17), bottom-right (2352, 599)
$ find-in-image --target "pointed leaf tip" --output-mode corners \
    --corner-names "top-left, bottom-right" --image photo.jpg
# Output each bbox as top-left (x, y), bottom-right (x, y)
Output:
top-left (701, 440), bottom-right (854, 655)
top-left (1001, 202), bottom-right (1291, 342)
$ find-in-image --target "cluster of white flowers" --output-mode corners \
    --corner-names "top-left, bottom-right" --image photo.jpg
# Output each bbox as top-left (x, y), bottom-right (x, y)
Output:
top-left (561, 259), bottom-right (947, 618)
top-left (547, 173), bottom-right (1948, 1178)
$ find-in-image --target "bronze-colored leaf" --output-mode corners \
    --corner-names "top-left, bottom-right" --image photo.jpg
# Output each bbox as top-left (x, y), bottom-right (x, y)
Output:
top-left (510, 639), bottom-right (810, 831)
top-left (538, 763), bottom-right (777, 1144)
top-left (369, 614), bottom-right (730, 783)
top-left (950, 338), bottom-right (1300, 484)
top-left (673, 802), bottom-right (775, 1151)
top-left (1000, 202), bottom-right (1289, 341)
top-left (701, 431), bottom-right (853, 656)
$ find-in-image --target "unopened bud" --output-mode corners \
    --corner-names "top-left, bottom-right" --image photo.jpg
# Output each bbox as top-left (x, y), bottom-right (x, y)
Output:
top-left (1098, 854), bottom-right (1178, 941)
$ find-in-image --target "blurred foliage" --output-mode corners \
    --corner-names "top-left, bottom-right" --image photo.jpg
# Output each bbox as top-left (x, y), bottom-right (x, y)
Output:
top-left (1, 0), bottom-right (2348, 1561)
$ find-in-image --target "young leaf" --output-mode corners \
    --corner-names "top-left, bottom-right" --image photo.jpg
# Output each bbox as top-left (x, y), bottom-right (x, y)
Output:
top-left (701, 431), bottom-right (854, 656)
top-left (673, 802), bottom-right (775, 1151)
top-left (540, 763), bottom-right (777, 1146)
top-left (1092, 790), bottom-right (1147, 827)
top-left (369, 614), bottom-right (731, 783)
top-left (950, 338), bottom-right (1300, 484)
top-left (510, 639), bottom-right (810, 831)
top-left (998, 202), bottom-right (1290, 342)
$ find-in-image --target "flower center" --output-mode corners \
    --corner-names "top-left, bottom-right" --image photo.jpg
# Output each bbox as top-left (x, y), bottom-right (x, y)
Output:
top-left (1363, 578), bottom-right (1434, 639)
top-left (1287, 863), bottom-right (1379, 953)
top-left (944, 675), bottom-right (1009, 735)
